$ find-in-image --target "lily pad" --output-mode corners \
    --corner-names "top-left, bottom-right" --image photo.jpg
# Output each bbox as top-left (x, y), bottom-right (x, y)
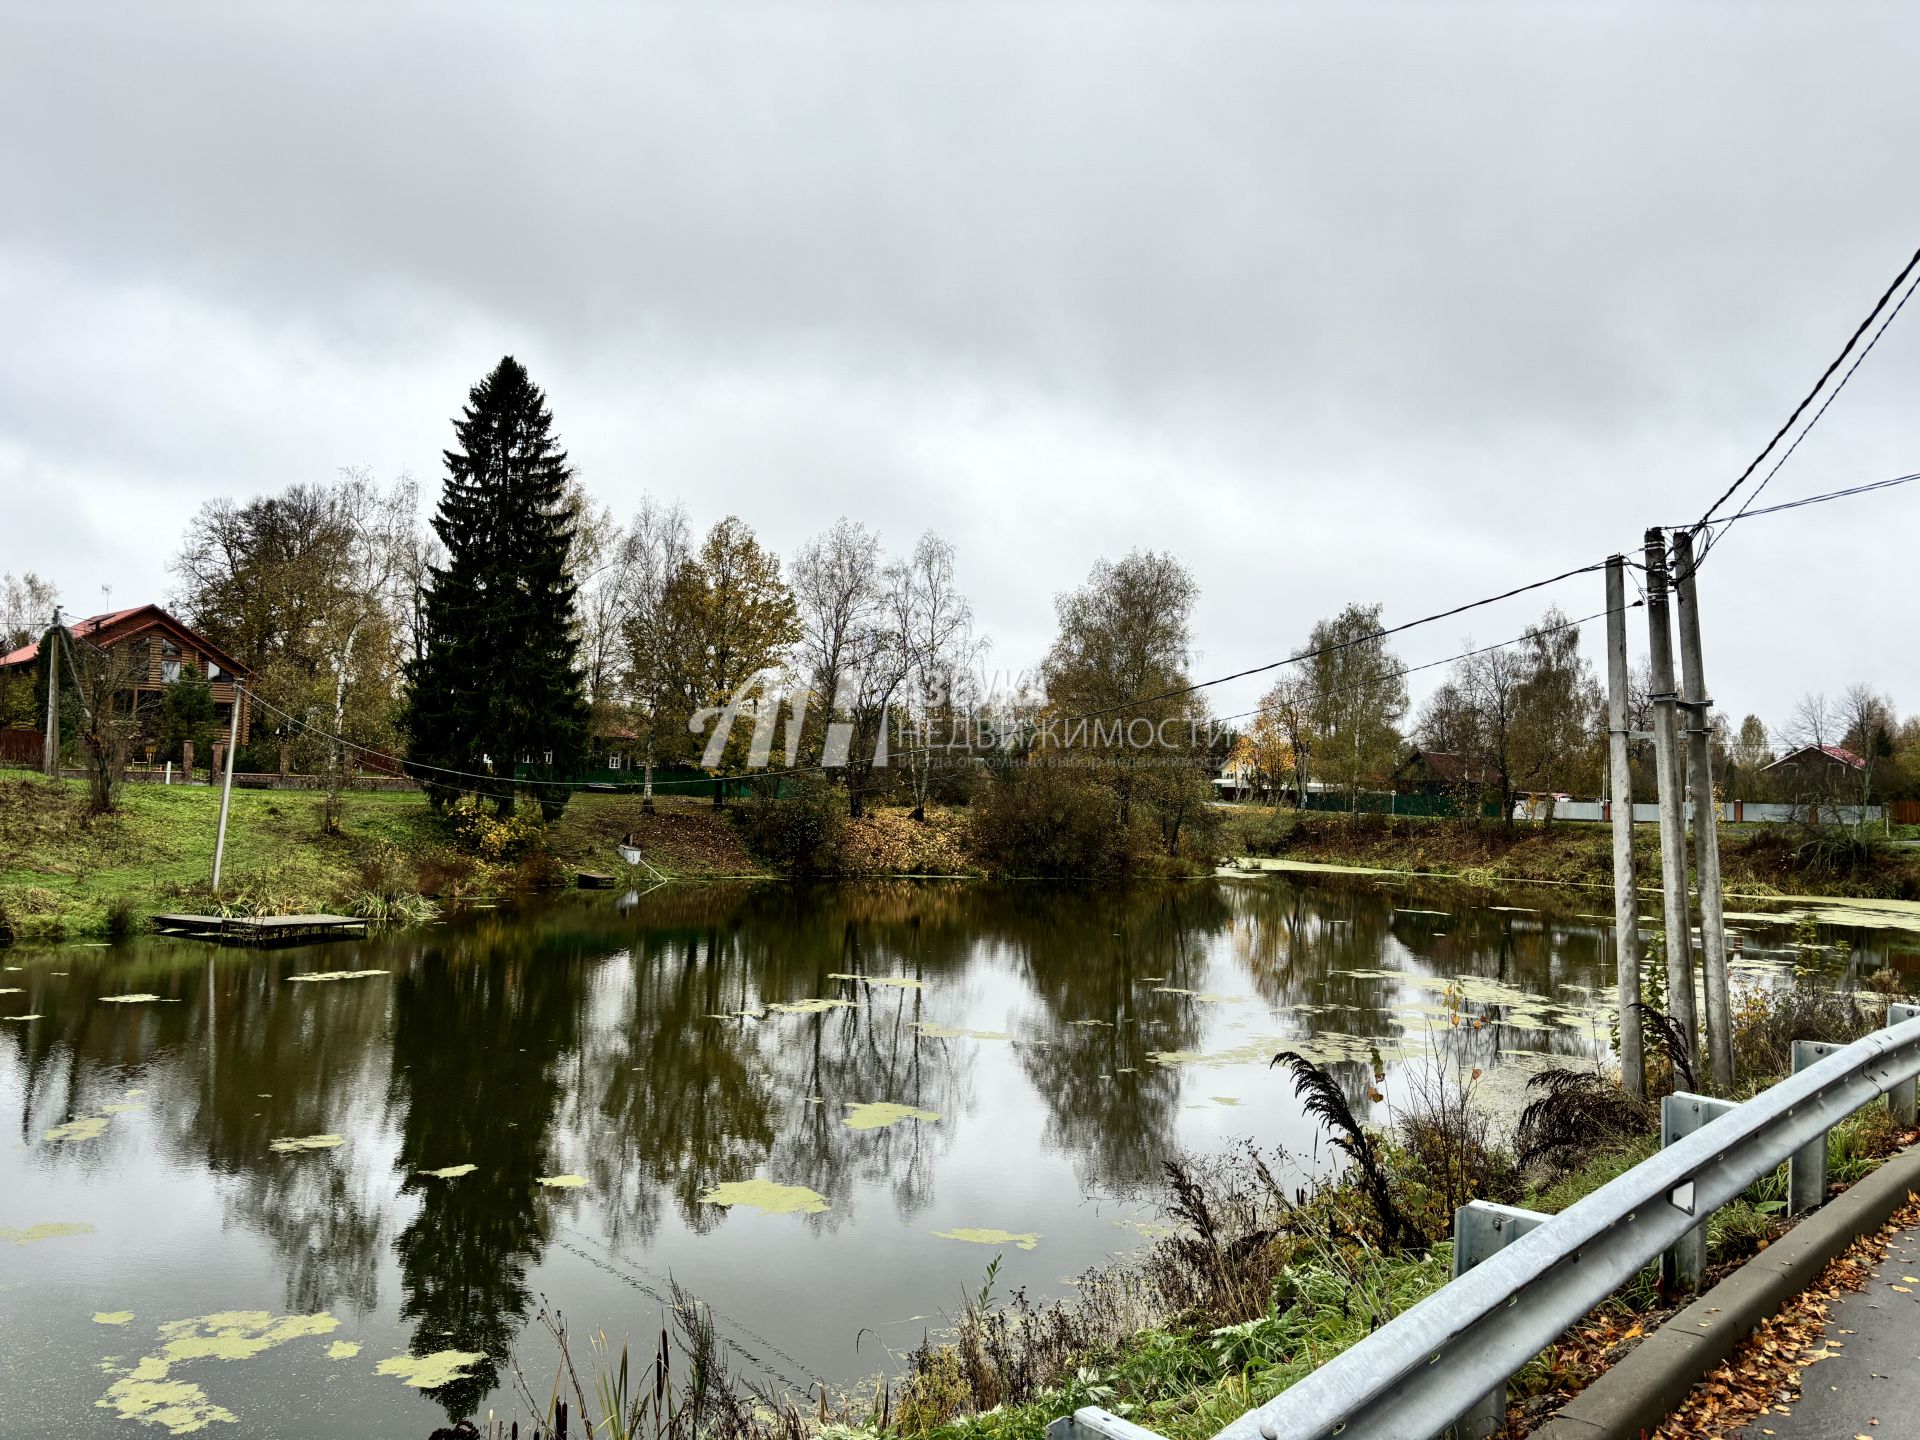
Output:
top-left (269, 1134), bottom-right (344, 1153)
top-left (376, 1349), bottom-right (485, 1389)
top-left (842, 1102), bottom-right (941, 1130)
top-left (699, 1179), bottom-right (829, 1215)
top-left (932, 1227), bottom-right (1040, 1251)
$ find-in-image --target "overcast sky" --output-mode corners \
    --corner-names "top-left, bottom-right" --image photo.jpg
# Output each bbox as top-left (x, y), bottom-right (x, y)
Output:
top-left (3, 3), bottom-right (1917, 735)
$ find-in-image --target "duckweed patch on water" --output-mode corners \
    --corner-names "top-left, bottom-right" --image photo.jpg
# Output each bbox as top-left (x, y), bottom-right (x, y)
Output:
top-left (764, 997), bottom-right (856, 1014)
top-left (932, 1227), bottom-right (1040, 1251)
top-left (96, 1310), bottom-right (340, 1435)
top-left (912, 1021), bottom-right (1012, 1041)
top-left (99, 994), bottom-right (170, 1004)
top-left (828, 972), bottom-right (924, 988)
top-left (327, 1341), bottom-right (360, 1360)
top-left (842, 1101), bottom-right (941, 1130)
top-left (268, 1134), bottom-right (344, 1153)
top-left (374, 1349), bottom-right (484, 1389)
top-left (2, 1013), bottom-right (44, 1021)
top-left (698, 1179), bottom-right (829, 1215)
top-left (422, 1163), bottom-right (476, 1179)
top-left (286, 969), bottom-right (389, 984)
top-left (536, 1174), bottom-right (587, 1189)
top-left (1, 1221), bottom-right (94, 1244)
top-left (46, 1115), bottom-right (109, 1143)
top-left (94, 1311), bottom-right (135, 1325)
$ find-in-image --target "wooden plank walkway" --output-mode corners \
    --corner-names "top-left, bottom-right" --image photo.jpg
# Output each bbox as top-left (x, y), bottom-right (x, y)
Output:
top-left (150, 913), bottom-right (370, 945)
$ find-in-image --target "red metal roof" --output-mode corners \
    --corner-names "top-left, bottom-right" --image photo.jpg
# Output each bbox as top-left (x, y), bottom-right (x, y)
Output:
top-left (1762, 744), bottom-right (1865, 772)
top-left (0, 604), bottom-right (250, 678)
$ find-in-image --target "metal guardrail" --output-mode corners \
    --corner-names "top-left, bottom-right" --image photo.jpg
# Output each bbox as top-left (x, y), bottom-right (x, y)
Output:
top-left (1050, 1004), bottom-right (1920, 1440)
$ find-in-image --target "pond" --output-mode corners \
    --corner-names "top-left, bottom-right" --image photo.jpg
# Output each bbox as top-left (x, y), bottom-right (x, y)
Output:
top-left (1, 875), bottom-right (1912, 1436)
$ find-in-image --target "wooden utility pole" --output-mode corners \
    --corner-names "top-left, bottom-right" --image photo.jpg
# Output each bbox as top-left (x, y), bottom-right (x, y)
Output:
top-left (210, 684), bottom-right (242, 895)
top-left (1673, 528), bottom-right (1733, 1092)
top-left (1644, 529), bottom-right (1698, 1063)
top-left (41, 609), bottom-right (60, 778)
top-left (1605, 557), bottom-right (1645, 1099)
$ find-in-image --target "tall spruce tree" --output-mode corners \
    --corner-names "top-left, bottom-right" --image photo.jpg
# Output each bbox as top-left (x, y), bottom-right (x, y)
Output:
top-left (404, 357), bottom-right (588, 817)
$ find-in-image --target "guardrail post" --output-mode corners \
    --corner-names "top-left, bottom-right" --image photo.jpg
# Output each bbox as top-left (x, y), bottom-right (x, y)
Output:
top-left (1891, 1004), bottom-right (1920, 1128)
top-left (1659, 1091), bottom-right (1738, 1290)
top-left (1449, 1201), bottom-right (1549, 1439)
top-left (1789, 1040), bottom-right (1843, 1213)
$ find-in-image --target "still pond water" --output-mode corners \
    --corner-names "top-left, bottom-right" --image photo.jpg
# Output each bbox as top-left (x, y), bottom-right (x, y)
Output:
top-left (1, 874), bottom-right (1912, 1437)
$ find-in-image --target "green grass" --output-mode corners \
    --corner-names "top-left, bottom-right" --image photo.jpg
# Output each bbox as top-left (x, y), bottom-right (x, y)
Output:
top-left (0, 773), bottom-right (776, 941)
top-left (0, 773), bottom-right (443, 939)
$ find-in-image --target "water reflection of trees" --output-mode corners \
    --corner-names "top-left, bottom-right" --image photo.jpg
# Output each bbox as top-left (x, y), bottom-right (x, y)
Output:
top-left (993, 886), bottom-right (1228, 1190)
top-left (577, 885), bottom-right (977, 1243)
top-left (387, 926), bottom-right (584, 1423)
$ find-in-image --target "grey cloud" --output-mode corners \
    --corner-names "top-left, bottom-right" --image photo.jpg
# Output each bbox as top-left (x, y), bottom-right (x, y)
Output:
top-left (2, 2), bottom-right (1918, 724)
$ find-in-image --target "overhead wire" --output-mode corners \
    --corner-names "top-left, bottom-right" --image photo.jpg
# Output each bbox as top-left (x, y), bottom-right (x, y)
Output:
top-left (1695, 242), bottom-right (1920, 531)
top-left (1691, 261), bottom-right (1920, 572)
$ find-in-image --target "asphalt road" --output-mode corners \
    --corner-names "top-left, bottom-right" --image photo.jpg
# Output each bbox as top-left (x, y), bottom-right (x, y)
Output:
top-left (1741, 1222), bottom-right (1920, 1438)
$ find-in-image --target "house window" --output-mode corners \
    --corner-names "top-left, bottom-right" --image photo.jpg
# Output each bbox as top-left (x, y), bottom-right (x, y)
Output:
top-left (608, 753), bottom-right (622, 770)
top-left (207, 662), bottom-right (220, 681)
top-left (162, 659), bottom-right (180, 684)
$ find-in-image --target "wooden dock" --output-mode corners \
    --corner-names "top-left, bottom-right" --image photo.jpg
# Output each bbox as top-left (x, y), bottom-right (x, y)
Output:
top-left (151, 913), bottom-right (370, 945)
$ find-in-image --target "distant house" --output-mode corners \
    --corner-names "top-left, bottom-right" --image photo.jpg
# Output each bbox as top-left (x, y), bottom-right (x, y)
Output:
top-left (1760, 744), bottom-right (1866, 799)
top-left (1213, 735), bottom-right (1265, 801)
top-left (1393, 749), bottom-right (1487, 796)
top-left (0, 604), bottom-right (254, 750)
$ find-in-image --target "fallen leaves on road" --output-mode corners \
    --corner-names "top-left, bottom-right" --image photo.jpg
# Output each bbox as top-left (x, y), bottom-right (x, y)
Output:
top-left (1649, 1192), bottom-right (1920, 1439)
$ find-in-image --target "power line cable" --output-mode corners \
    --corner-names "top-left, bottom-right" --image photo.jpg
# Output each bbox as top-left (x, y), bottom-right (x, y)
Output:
top-left (1700, 264), bottom-right (1920, 562)
top-left (1206, 600), bottom-right (1635, 732)
top-left (1692, 469), bottom-right (1920, 531)
top-left (1696, 242), bottom-right (1920, 530)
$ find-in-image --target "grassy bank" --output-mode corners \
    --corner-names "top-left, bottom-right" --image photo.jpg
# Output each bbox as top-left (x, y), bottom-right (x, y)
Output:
top-left (1219, 805), bottom-right (1920, 902)
top-left (0, 774), bottom-right (768, 941)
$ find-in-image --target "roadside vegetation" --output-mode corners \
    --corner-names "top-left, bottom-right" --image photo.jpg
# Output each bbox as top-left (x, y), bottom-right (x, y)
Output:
top-left (499, 983), bottom-right (1910, 1440)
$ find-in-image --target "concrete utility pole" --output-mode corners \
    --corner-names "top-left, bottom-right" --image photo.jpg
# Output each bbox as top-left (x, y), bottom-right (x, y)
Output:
top-left (1644, 529), bottom-right (1698, 1065)
top-left (41, 609), bottom-right (60, 778)
top-left (1673, 528), bottom-right (1734, 1093)
top-left (210, 684), bottom-right (242, 895)
top-left (1605, 557), bottom-right (1645, 1100)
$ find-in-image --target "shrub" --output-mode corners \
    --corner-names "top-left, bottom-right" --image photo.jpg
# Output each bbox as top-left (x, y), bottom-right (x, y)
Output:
top-left (446, 797), bottom-right (546, 861)
top-left (103, 898), bottom-right (139, 939)
top-left (1513, 1068), bottom-right (1657, 1175)
top-left (737, 776), bottom-right (847, 877)
top-left (968, 765), bottom-right (1135, 878)
top-left (1732, 983), bottom-right (1877, 1087)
